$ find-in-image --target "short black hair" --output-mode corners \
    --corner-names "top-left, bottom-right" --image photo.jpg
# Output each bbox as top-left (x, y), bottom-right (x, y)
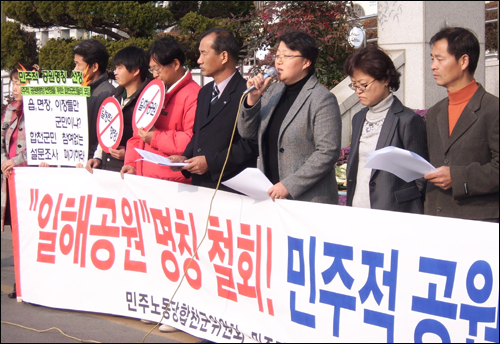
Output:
top-left (344, 45), bottom-right (401, 91)
top-left (113, 46), bottom-right (148, 81)
top-left (147, 36), bottom-right (186, 67)
top-left (430, 27), bottom-right (480, 75)
top-left (277, 31), bottom-right (319, 74)
top-left (72, 39), bottom-right (109, 74)
top-left (199, 28), bottom-right (239, 63)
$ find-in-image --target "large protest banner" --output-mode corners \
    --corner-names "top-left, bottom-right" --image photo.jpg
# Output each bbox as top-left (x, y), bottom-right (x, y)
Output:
top-left (9, 167), bottom-right (499, 343)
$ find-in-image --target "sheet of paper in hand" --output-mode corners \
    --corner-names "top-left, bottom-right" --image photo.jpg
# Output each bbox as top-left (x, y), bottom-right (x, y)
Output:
top-left (222, 167), bottom-right (273, 200)
top-left (134, 148), bottom-right (188, 167)
top-left (364, 146), bottom-right (437, 182)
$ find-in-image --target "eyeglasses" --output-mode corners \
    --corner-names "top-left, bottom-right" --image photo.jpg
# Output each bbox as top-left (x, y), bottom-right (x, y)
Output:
top-left (348, 79), bottom-right (376, 92)
top-left (275, 55), bottom-right (303, 61)
top-left (148, 66), bottom-right (163, 74)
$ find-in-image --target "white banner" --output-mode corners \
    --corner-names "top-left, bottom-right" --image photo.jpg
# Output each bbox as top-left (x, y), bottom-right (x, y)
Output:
top-left (23, 80), bottom-right (88, 166)
top-left (10, 167), bottom-right (499, 343)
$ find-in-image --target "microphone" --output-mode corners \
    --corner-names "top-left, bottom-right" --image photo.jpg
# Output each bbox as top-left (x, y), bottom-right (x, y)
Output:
top-left (243, 67), bottom-right (278, 95)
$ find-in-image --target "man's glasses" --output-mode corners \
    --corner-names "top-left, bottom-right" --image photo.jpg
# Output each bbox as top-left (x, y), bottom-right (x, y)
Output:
top-left (348, 79), bottom-right (376, 92)
top-left (274, 55), bottom-right (303, 61)
top-left (148, 66), bottom-right (163, 74)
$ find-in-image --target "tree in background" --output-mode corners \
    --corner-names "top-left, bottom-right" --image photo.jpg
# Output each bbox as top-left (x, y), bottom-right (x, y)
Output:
top-left (1, 21), bottom-right (38, 71)
top-left (170, 1), bottom-right (254, 69)
top-left (199, 1), bottom-right (254, 19)
top-left (3, 1), bottom-right (174, 40)
top-left (2, 1), bottom-right (255, 73)
top-left (167, 1), bottom-right (253, 24)
top-left (233, 1), bottom-right (356, 89)
top-left (38, 36), bottom-right (154, 75)
top-left (485, 1), bottom-right (498, 54)
top-left (168, 1), bottom-right (199, 22)
top-left (2, 0), bottom-right (358, 88)
top-left (37, 38), bottom-right (77, 73)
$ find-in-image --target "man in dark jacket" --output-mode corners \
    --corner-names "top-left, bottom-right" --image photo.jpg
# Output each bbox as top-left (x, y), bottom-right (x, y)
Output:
top-left (424, 27), bottom-right (499, 222)
top-left (85, 46), bottom-right (150, 172)
top-left (73, 39), bottom-right (116, 160)
top-left (169, 28), bottom-right (258, 191)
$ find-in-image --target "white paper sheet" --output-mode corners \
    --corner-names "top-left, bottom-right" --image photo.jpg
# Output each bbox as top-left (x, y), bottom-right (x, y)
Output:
top-left (134, 148), bottom-right (188, 167)
top-left (364, 146), bottom-right (437, 182)
top-left (222, 168), bottom-right (273, 200)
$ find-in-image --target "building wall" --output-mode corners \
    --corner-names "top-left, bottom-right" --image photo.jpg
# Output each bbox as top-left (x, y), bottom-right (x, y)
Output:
top-left (333, 1), bottom-right (496, 149)
top-left (485, 59), bottom-right (499, 97)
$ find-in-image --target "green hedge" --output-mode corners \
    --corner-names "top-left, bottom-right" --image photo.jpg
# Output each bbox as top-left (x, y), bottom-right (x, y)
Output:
top-left (39, 36), bottom-right (158, 76)
top-left (1, 21), bottom-right (38, 71)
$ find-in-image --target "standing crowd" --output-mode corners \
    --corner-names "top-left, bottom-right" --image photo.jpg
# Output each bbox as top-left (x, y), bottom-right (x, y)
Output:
top-left (1, 26), bottom-right (498, 319)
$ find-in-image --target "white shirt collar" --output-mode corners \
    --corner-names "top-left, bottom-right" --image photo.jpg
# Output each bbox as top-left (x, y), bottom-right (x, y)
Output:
top-left (214, 71), bottom-right (236, 98)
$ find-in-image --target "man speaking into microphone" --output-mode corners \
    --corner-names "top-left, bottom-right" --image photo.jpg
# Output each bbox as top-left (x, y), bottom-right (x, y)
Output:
top-left (239, 31), bottom-right (342, 204)
top-left (169, 28), bottom-right (258, 191)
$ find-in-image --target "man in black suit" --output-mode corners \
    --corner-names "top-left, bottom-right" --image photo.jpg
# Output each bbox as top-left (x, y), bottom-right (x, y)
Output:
top-left (170, 28), bottom-right (258, 190)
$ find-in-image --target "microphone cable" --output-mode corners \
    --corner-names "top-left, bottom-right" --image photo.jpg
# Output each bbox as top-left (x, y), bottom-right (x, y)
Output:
top-left (142, 89), bottom-right (248, 343)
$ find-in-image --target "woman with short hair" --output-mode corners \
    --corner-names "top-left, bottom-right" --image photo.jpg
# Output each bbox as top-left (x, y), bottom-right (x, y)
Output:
top-left (239, 31), bottom-right (342, 204)
top-left (344, 45), bottom-right (428, 213)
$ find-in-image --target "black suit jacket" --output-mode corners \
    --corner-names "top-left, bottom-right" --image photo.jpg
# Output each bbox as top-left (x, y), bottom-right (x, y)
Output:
top-left (87, 74), bottom-right (115, 160)
top-left (346, 96), bottom-right (428, 213)
top-left (182, 71), bottom-right (258, 190)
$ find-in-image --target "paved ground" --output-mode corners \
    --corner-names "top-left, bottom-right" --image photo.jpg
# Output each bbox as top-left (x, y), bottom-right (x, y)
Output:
top-left (1, 227), bottom-right (203, 343)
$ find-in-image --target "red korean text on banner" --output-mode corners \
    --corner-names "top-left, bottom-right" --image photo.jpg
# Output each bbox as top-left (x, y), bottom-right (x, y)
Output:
top-left (97, 97), bottom-right (123, 154)
top-left (132, 79), bottom-right (165, 132)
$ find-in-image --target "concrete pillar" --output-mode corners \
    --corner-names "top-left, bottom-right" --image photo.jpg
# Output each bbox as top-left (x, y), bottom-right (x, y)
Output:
top-left (378, 1), bottom-right (485, 110)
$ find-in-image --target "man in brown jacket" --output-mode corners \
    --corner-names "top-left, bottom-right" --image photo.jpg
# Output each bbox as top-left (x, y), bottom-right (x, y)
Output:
top-left (424, 27), bottom-right (499, 222)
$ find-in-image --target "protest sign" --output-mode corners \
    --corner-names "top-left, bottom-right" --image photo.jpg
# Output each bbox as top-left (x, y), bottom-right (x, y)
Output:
top-left (97, 97), bottom-right (123, 153)
top-left (132, 79), bottom-right (164, 132)
top-left (20, 70), bottom-right (90, 167)
top-left (9, 167), bottom-right (499, 343)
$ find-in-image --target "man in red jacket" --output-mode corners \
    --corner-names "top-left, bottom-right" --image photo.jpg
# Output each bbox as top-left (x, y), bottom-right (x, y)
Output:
top-left (121, 37), bottom-right (200, 183)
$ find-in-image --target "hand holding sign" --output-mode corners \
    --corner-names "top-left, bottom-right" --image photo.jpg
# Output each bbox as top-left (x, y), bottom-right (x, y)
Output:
top-left (133, 79), bottom-right (165, 132)
top-left (109, 146), bottom-right (126, 160)
top-left (138, 127), bottom-right (156, 145)
top-left (97, 97), bottom-right (123, 154)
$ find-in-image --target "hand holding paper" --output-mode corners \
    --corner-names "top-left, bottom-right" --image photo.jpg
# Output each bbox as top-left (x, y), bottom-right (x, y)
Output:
top-left (222, 168), bottom-right (273, 200)
top-left (134, 148), bottom-right (187, 167)
top-left (364, 146), bottom-right (437, 182)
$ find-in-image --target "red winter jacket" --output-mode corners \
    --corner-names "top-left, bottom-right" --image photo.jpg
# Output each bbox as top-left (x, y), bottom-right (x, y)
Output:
top-left (124, 70), bottom-right (200, 183)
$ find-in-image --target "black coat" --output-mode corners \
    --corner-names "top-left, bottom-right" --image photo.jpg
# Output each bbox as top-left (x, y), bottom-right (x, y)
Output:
top-left (182, 71), bottom-right (258, 190)
top-left (346, 96), bottom-right (428, 213)
top-left (87, 74), bottom-right (115, 160)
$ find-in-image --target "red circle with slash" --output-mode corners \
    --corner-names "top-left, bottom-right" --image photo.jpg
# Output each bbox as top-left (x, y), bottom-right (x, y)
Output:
top-left (132, 79), bottom-right (165, 132)
top-left (96, 97), bottom-right (123, 154)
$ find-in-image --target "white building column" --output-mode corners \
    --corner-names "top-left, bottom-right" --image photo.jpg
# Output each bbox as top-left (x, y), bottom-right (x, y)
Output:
top-left (377, 1), bottom-right (485, 109)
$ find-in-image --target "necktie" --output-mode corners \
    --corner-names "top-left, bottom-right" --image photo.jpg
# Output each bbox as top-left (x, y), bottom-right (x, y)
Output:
top-left (211, 85), bottom-right (219, 105)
